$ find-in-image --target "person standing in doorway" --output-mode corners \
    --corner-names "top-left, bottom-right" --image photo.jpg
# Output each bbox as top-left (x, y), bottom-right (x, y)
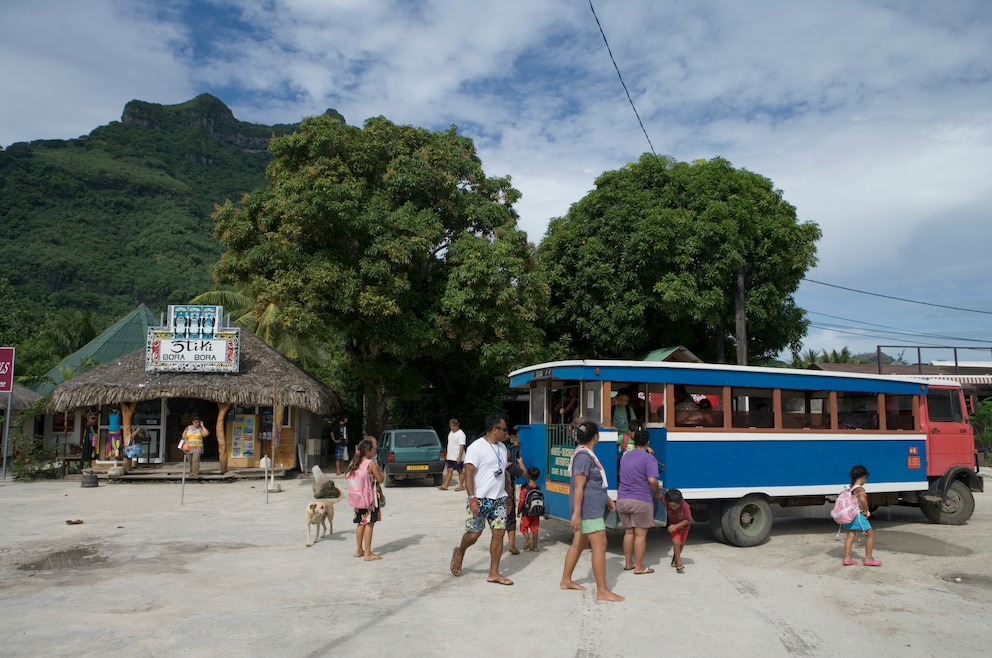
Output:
top-left (107, 406), bottom-right (123, 461)
top-left (182, 417), bottom-right (209, 478)
top-left (82, 408), bottom-right (99, 466)
top-left (438, 418), bottom-right (466, 491)
top-left (332, 416), bottom-right (349, 475)
top-left (449, 414), bottom-right (513, 585)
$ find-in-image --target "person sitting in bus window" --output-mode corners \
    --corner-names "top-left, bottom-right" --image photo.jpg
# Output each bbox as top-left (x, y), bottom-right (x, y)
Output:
top-left (612, 392), bottom-right (638, 434)
top-left (673, 386), bottom-right (703, 426)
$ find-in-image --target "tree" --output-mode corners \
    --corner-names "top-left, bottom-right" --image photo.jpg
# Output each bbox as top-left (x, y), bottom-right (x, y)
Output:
top-left (213, 115), bottom-right (547, 434)
top-left (538, 155), bottom-right (820, 363)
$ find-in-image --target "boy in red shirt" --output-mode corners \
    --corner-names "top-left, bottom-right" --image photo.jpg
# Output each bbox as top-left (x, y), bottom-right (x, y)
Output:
top-left (664, 488), bottom-right (692, 572)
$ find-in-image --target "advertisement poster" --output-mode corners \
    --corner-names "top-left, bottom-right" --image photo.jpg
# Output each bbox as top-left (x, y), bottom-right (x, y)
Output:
top-left (240, 414), bottom-right (255, 458)
top-left (231, 417), bottom-right (244, 458)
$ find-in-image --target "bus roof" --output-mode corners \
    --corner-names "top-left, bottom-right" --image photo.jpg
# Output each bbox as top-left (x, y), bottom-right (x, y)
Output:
top-left (508, 360), bottom-right (929, 395)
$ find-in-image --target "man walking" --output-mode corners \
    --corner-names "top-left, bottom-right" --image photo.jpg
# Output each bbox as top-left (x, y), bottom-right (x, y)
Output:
top-left (449, 414), bottom-right (513, 585)
top-left (438, 418), bottom-right (466, 491)
top-left (332, 416), bottom-right (349, 475)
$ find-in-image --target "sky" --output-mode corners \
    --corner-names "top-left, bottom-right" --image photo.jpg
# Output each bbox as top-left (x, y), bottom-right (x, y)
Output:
top-left (2, 0), bottom-right (991, 363)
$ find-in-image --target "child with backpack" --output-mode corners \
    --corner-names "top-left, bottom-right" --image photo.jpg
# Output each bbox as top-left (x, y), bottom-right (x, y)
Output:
top-left (838, 464), bottom-right (880, 567)
top-left (346, 438), bottom-right (385, 561)
top-left (519, 467), bottom-right (544, 551)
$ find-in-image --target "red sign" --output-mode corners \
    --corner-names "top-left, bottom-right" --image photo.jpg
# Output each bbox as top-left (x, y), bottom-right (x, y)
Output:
top-left (0, 347), bottom-right (14, 394)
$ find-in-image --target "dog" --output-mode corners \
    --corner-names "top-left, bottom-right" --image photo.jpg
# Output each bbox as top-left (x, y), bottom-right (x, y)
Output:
top-left (306, 493), bottom-right (343, 547)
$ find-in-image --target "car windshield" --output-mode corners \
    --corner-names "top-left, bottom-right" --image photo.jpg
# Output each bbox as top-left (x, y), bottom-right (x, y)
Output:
top-left (394, 431), bottom-right (438, 448)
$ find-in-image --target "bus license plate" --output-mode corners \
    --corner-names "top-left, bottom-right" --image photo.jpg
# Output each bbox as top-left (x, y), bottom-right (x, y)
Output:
top-left (406, 464), bottom-right (429, 471)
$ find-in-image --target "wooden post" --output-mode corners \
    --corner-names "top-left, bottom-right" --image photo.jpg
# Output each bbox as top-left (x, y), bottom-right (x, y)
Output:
top-left (216, 403), bottom-right (230, 474)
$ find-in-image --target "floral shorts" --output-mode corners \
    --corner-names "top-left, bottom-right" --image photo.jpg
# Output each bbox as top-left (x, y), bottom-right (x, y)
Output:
top-left (465, 496), bottom-right (508, 533)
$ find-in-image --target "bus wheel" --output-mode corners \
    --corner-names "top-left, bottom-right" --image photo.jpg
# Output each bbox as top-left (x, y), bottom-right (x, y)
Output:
top-left (920, 480), bottom-right (974, 525)
top-left (720, 495), bottom-right (772, 547)
top-left (708, 501), bottom-right (726, 544)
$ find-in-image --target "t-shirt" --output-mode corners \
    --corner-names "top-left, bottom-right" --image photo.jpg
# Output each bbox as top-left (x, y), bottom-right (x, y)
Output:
top-left (464, 438), bottom-right (508, 500)
top-left (570, 449), bottom-right (608, 521)
top-left (446, 429), bottom-right (466, 461)
top-left (332, 423), bottom-right (348, 445)
top-left (612, 405), bottom-right (636, 433)
top-left (617, 449), bottom-right (659, 504)
top-left (666, 499), bottom-right (692, 526)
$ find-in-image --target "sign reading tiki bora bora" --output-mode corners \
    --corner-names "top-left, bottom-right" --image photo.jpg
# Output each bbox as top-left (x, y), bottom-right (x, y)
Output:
top-left (145, 305), bottom-right (241, 373)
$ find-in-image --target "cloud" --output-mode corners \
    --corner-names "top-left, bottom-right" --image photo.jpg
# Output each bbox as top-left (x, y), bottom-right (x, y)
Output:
top-left (1, 0), bottom-right (990, 357)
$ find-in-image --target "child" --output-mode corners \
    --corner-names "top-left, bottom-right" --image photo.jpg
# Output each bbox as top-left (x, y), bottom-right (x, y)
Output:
top-left (664, 488), bottom-right (692, 573)
top-left (842, 464), bottom-right (880, 566)
top-left (519, 467), bottom-right (542, 551)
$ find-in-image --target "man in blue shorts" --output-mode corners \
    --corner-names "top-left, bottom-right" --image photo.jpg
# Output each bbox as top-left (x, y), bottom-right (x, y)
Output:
top-left (449, 414), bottom-right (513, 585)
top-left (332, 416), bottom-right (349, 475)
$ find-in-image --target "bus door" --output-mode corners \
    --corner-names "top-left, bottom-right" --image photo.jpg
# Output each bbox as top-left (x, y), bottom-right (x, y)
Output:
top-left (922, 386), bottom-right (974, 475)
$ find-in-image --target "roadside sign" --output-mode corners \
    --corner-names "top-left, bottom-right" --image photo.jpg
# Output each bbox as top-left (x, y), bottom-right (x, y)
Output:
top-left (0, 347), bottom-right (14, 393)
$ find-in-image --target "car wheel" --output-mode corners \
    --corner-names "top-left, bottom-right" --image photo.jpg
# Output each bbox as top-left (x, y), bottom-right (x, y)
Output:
top-left (920, 480), bottom-right (974, 525)
top-left (707, 500), bottom-right (726, 544)
top-left (382, 464), bottom-right (395, 488)
top-left (433, 473), bottom-right (443, 486)
top-left (719, 494), bottom-right (772, 547)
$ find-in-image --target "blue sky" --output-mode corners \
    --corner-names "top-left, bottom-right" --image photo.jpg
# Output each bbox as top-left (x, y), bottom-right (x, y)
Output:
top-left (2, 0), bottom-right (991, 362)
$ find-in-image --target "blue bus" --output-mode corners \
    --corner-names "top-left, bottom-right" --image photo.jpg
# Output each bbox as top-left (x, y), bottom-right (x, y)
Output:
top-left (509, 360), bottom-right (981, 546)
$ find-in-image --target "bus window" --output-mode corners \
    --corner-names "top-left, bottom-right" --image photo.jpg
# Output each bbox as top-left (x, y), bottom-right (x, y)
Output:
top-left (646, 383), bottom-right (666, 425)
top-left (781, 390), bottom-right (831, 429)
top-left (577, 382), bottom-right (602, 426)
top-left (927, 389), bottom-right (963, 423)
top-left (884, 394), bottom-right (915, 430)
top-left (837, 391), bottom-right (879, 430)
top-left (675, 385), bottom-right (724, 427)
top-left (530, 386), bottom-right (547, 425)
top-left (731, 388), bottom-right (775, 428)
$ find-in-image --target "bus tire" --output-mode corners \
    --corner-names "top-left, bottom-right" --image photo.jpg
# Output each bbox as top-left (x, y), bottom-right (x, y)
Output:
top-left (708, 500), bottom-right (726, 544)
top-left (920, 480), bottom-right (974, 525)
top-left (720, 495), bottom-right (772, 547)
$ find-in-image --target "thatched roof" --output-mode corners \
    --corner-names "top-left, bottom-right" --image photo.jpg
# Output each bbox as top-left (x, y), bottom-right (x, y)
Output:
top-left (0, 383), bottom-right (40, 412)
top-left (50, 330), bottom-right (338, 415)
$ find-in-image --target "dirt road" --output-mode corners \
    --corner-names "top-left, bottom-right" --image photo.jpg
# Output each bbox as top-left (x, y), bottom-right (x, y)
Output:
top-left (1, 475), bottom-right (990, 657)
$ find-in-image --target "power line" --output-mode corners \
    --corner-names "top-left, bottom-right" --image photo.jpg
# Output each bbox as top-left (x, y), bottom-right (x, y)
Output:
top-left (806, 323), bottom-right (952, 349)
top-left (806, 311), bottom-right (991, 344)
top-left (588, 0), bottom-right (657, 156)
top-left (804, 278), bottom-right (992, 316)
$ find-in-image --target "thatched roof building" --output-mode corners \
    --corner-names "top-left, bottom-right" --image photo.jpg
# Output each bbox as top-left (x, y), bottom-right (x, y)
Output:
top-left (0, 382), bottom-right (40, 412)
top-left (50, 330), bottom-right (338, 415)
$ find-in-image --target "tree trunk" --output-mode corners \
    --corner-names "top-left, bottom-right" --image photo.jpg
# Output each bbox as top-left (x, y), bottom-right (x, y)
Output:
top-left (716, 317), bottom-right (725, 363)
top-left (735, 267), bottom-right (747, 366)
top-left (216, 403), bottom-right (230, 474)
top-left (364, 384), bottom-right (389, 438)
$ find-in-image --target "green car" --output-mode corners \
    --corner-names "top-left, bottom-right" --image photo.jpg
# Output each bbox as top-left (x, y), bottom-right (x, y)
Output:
top-left (377, 428), bottom-right (445, 487)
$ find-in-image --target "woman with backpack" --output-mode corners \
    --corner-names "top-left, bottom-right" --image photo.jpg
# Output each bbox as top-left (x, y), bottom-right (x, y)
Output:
top-left (346, 438), bottom-right (385, 560)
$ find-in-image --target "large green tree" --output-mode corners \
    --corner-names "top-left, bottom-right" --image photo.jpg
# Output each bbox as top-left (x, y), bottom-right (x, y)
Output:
top-left (213, 115), bottom-right (547, 434)
top-left (538, 155), bottom-right (820, 363)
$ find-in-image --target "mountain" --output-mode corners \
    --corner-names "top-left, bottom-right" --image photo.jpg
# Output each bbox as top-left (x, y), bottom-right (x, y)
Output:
top-left (0, 94), bottom-right (343, 322)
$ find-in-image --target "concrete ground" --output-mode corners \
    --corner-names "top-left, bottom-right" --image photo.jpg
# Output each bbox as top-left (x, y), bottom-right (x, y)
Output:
top-left (1, 473), bottom-right (991, 657)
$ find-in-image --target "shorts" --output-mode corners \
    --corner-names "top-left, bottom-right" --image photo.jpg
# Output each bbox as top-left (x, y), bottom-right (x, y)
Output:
top-left (505, 496), bottom-right (517, 532)
top-left (616, 498), bottom-right (654, 529)
top-left (520, 514), bottom-right (541, 534)
top-left (464, 497), bottom-right (508, 533)
top-left (842, 512), bottom-right (871, 532)
top-left (353, 507), bottom-right (381, 525)
top-left (445, 460), bottom-right (463, 471)
top-left (335, 445), bottom-right (348, 460)
top-left (669, 525), bottom-right (689, 545)
top-left (580, 518), bottom-right (606, 534)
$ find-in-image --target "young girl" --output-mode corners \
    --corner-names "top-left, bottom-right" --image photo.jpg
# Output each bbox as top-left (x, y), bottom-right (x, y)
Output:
top-left (842, 464), bottom-right (880, 567)
top-left (346, 438), bottom-right (385, 561)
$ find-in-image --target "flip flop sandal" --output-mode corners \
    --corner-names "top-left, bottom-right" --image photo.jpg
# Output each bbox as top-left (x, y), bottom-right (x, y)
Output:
top-left (843, 559), bottom-right (857, 566)
top-left (863, 558), bottom-right (882, 567)
top-left (634, 568), bottom-right (655, 574)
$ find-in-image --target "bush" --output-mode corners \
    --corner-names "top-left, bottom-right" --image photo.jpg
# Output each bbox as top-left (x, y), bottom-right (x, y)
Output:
top-left (8, 433), bottom-right (59, 480)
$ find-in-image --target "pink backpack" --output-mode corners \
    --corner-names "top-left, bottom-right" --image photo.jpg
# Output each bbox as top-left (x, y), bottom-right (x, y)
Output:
top-left (830, 485), bottom-right (860, 524)
top-left (347, 460), bottom-right (375, 509)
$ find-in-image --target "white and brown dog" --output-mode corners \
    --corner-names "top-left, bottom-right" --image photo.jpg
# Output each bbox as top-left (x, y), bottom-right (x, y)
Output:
top-left (306, 494), bottom-right (342, 547)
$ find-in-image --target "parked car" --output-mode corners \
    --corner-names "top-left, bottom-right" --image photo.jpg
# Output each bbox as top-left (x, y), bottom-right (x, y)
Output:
top-left (377, 428), bottom-right (445, 487)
